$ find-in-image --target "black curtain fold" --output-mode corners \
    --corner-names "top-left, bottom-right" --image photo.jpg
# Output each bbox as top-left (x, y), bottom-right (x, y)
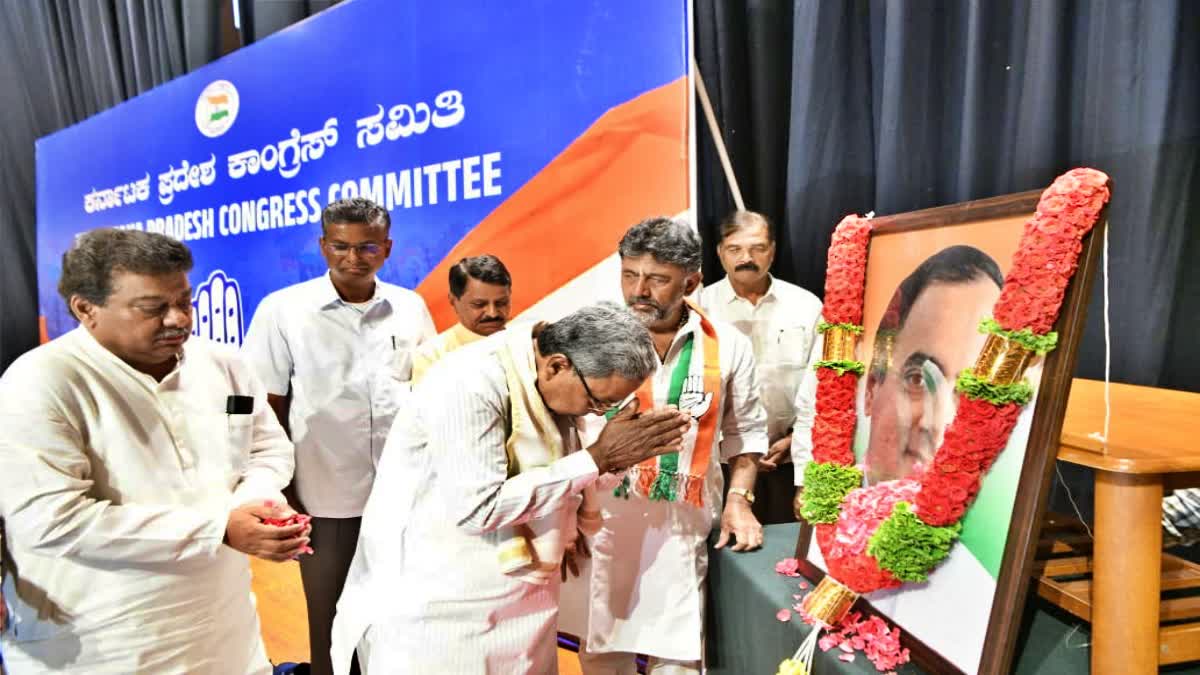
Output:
top-left (697, 0), bottom-right (1200, 396)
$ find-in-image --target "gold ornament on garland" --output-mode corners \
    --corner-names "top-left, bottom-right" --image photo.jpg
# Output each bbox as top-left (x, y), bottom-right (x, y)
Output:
top-left (821, 325), bottom-right (860, 363)
top-left (972, 333), bottom-right (1036, 385)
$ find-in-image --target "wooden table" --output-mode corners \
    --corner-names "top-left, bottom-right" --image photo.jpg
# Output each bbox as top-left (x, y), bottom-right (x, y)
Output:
top-left (1047, 378), bottom-right (1200, 674)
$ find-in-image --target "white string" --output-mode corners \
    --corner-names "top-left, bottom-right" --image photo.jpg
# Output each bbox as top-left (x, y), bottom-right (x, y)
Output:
top-left (1058, 224), bottom-right (1110, 540)
top-left (1063, 623), bottom-right (1091, 649)
top-left (1056, 463), bottom-right (1094, 539)
top-left (1086, 225), bottom-right (1111, 445)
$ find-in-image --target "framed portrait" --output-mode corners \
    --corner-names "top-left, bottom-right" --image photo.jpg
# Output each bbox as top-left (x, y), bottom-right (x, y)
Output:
top-left (797, 187), bottom-right (1107, 674)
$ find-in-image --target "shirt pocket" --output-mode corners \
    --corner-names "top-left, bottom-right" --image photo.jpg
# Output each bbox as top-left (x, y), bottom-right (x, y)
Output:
top-left (771, 325), bottom-right (814, 366)
top-left (390, 334), bottom-right (414, 382)
top-left (226, 413), bottom-right (255, 474)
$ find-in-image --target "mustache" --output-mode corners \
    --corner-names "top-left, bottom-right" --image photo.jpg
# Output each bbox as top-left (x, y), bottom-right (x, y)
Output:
top-left (735, 262), bottom-right (760, 272)
top-left (626, 296), bottom-right (664, 311)
top-left (156, 329), bottom-right (190, 340)
top-left (479, 317), bottom-right (505, 324)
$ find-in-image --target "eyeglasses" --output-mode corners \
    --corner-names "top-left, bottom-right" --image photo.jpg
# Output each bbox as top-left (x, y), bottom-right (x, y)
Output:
top-left (324, 241), bottom-right (385, 257)
top-left (568, 358), bottom-right (620, 415)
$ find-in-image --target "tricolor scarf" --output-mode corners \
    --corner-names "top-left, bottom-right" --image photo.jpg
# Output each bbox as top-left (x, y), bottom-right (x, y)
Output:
top-left (496, 323), bottom-right (597, 583)
top-left (616, 301), bottom-right (721, 508)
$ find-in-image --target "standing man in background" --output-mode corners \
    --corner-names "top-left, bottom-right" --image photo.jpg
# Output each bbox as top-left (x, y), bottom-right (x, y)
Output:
top-left (0, 229), bottom-right (300, 674)
top-left (699, 210), bottom-right (823, 524)
top-left (411, 254), bottom-right (512, 383)
top-left (242, 198), bottom-right (434, 675)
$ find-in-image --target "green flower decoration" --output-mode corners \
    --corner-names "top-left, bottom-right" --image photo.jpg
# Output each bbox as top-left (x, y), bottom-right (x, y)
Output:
top-left (867, 502), bottom-right (962, 582)
top-left (812, 360), bottom-right (866, 376)
top-left (818, 321), bottom-right (864, 335)
top-left (800, 462), bottom-right (863, 524)
top-left (979, 318), bottom-right (1058, 356)
top-left (955, 369), bottom-right (1034, 406)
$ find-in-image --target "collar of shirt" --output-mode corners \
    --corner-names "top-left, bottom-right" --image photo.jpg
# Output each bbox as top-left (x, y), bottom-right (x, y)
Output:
top-left (659, 304), bottom-right (705, 364)
top-left (312, 271), bottom-right (394, 313)
top-left (717, 275), bottom-right (778, 308)
top-left (74, 327), bottom-right (185, 393)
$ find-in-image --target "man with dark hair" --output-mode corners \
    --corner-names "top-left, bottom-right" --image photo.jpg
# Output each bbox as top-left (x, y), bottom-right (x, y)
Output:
top-left (791, 244), bottom-right (1004, 488)
top-left (331, 303), bottom-right (690, 674)
top-left (0, 228), bottom-right (300, 673)
top-left (860, 245), bottom-right (1003, 483)
top-left (241, 197), bottom-right (434, 675)
top-left (699, 210), bottom-right (824, 524)
top-left (561, 216), bottom-right (769, 674)
top-left (412, 254), bottom-right (513, 383)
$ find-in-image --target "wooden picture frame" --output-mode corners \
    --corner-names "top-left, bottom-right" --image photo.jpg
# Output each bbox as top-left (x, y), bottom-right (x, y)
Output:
top-left (796, 186), bottom-right (1108, 674)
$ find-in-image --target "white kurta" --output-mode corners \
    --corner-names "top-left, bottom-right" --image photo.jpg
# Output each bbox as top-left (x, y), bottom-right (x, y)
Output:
top-left (559, 313), bottom-right (769, 662)
top-left (331, 335), bottom-right (599, 675)
top-left (0, 328), bottom-right (293, 674)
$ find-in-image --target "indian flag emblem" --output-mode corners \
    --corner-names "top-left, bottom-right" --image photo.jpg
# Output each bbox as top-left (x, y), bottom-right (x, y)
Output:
top-left (195, 80), bottom-right (239, 138)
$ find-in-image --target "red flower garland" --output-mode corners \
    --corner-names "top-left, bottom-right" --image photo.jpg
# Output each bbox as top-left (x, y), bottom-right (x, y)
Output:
top-left (811, 369), bottom-right (859, 466)
top-left (821, 215), bottom-right (872, 325)
top-left (811, 214), bottom-right (872, 471)
top-left (805, 168), bottom-right (1110, 593)
top-left (914, 168), bottom-right (1109, 525)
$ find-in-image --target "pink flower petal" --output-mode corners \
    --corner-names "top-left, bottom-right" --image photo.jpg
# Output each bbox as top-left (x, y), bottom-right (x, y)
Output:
top-left (776, 609), bottom-right (792, 622)
top-left (793, 594), bottom-right (804, 600)
top-left (839, 642), bottom-right (855, 653)
top-left (799, 581), bottom-right (809, 589)
top-left (839, 653), bottom-right (855, 662)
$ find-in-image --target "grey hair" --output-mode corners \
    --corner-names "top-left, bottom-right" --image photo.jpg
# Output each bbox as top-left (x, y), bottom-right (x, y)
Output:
top-left (618, 216), bottom-right (702, 273)
top-left (58, 228), bottom-right (193, 314)
top-left (538, 301), bottom-right (657, 380)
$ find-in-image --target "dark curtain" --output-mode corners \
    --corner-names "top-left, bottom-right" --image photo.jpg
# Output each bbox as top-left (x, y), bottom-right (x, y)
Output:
top-left (696, 0), bottom-right (1200, 398)
top-left (0, 0), bottom-right (333, 373)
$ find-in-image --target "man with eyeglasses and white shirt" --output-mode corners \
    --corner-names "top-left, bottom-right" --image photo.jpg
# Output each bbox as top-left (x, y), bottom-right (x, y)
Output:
top-left (242, 197), bottom-right (434, 675)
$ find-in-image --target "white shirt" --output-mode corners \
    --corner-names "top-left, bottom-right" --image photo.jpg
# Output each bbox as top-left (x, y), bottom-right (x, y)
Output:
top-left (699, 276), bottom-right (823, 442)
top-left (0, 328), bottom-right (292, 674)
top-left (558, 310), bottom-right (769, 662)
top-left (242, 272), bottom-right (435, 518)
top-left (331, 335), bottom-right (598, 674)
top-left (789, 362), bottom-right (822, 485)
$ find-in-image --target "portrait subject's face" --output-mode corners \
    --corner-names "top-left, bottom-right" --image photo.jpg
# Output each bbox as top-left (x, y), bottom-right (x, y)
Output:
top-left (864, 277), bottom-right (1001, 483)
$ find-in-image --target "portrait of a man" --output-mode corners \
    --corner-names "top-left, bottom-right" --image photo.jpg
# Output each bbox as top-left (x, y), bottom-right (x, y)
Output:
top-left (862, 245), bottom-right (1004, 484)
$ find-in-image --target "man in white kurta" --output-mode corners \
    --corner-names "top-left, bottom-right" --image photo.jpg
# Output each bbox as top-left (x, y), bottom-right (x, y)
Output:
top-left (0, 229), bottom-right (300, 674)
top-left (699, 210), bottom-right (823, 524)
top-left (331, 303), bottom-right (691, 675)
top-left (561, 217), bottom-right (770, 674)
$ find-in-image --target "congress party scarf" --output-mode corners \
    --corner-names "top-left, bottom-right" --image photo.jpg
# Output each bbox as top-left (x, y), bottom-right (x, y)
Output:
top-left (616, 301), bottom-right (721, 508)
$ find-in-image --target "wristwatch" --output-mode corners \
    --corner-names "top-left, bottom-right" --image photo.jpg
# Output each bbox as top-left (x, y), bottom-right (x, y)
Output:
top-left (728, 487), bottom-right (756, 505)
